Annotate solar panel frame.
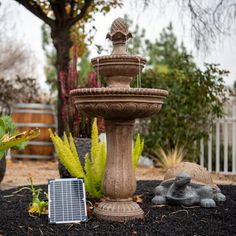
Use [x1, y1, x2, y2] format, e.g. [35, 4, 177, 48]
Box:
[48, 178, 87, 224]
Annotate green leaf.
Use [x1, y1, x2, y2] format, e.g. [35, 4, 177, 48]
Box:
[0, 126, 4, 140]
[13, 141, 28, 150]
[0, 150, 5, 160]
[1, 116, 16, 136]
[132, 134, 144, 170]
[49, 130, 84, 178]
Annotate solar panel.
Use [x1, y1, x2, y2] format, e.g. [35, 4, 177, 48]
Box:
[48, 178, 87, 224]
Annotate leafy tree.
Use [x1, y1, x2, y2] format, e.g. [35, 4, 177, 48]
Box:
[146, 23, 185, 69]
[41, 20, 101, 138]
[14, 0, 122, 136]
[41, 23, 57, 93]
[41, 23, 93, 92]
[135, 23, 228, 161]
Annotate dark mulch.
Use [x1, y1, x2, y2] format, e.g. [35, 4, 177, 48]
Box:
[0, 181, 235, 236]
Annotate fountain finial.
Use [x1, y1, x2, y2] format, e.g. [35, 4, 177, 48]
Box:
[106, 17, 132, 41]
[106, 18, 132, 55]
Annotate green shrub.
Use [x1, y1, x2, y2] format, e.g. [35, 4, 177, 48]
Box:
[129, 23, 228, 161]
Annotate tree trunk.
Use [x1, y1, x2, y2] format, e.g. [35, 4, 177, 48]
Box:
[51, 27, 73, 137]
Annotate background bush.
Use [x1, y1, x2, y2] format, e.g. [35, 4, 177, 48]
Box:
[129, 21, 228, 162]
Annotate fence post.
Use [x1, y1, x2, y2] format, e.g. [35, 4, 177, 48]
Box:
[224, 119, 228, 173]
[208, 133, 212, 172]
[216, 122, 220, 172]
[200, 139, 204, 167]
[233, 106, 236, 174]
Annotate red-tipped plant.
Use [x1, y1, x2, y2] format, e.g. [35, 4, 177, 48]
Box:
[60, 45, 104, 137]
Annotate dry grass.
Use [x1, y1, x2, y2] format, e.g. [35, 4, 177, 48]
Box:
[0, 159, 235, 190]
[157, 146, 185, 170]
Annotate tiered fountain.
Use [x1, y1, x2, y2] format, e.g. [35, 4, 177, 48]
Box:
[71, 18, 168, 221]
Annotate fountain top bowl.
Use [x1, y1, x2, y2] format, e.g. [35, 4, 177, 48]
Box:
[91, 17, 147, 87]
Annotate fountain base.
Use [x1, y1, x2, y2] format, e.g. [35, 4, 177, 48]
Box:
[94, 199, 144, 222]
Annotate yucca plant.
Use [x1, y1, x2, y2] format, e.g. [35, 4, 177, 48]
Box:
[157, 146, 185, 170]
[49, 118, 144, 199]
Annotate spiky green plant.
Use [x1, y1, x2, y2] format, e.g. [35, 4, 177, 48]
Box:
[50, 118, 144, 199]
[132, 134, 144, 170]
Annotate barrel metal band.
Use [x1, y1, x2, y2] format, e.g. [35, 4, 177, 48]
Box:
[16, 123, 57, 128]
[11, 154, 54, 159]
[27, 141, 54, 146]
[14, 103, 53, 109]
[13, 109, 55, 115]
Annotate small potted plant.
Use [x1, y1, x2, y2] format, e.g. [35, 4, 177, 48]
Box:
[0, 116, 40, 183]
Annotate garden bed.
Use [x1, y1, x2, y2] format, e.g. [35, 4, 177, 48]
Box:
[0, 181, 235, 236]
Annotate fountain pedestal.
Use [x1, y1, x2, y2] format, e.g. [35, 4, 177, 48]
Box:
[94, 120, 143, 221]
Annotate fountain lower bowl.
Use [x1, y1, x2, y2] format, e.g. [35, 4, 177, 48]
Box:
[70, 88, 168, 120]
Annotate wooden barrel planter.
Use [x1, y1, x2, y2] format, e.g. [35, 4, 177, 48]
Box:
[11, 103, 56, 160]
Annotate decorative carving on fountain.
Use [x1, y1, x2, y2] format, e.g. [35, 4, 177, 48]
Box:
[70, 87, 167, 119]
[70, 17, 168, 222]
[71, 87, 168, 96]
[75, 102, 162, 120]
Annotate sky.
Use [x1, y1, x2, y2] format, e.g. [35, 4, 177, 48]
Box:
[2, 0, 236, 90]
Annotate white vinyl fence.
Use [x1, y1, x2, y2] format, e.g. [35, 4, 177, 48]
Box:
[200, 106, 236, 174]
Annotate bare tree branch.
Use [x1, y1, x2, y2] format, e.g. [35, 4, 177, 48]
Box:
[69, 1, 76, 18]
[14, 0, 54, 27]
[184, 0, 236, 50]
